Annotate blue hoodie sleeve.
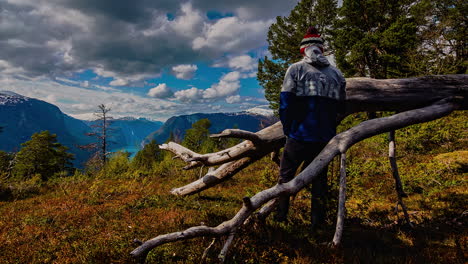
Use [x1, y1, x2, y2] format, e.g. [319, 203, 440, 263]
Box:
[280, 66, 297, 136]
[280, 92, 296, 136]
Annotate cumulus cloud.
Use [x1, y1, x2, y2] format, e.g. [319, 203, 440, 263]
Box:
[0, 0, 298, 82]
[226, 95, 241, 103]
[170, 71, 241, 103]
[170, 3, 204, 38]
[172, 64, 198, 80]
[109, 78, 128, 86]
[214, 55, 257, 72]
[228, 55, 256, 71]
[174, 87, 204, 103]
[203, 71, 240, 99]
[0, 76, 180, 121]
[0, 1, 301, 118]
[193, 17, 272, 54]
[147, 83, 173, 98]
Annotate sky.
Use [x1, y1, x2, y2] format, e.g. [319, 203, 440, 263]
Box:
[0, 0, 301, 121]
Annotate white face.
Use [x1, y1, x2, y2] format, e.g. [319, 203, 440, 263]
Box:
[304, 46, 323, 60]
[304, 46, 329, 67]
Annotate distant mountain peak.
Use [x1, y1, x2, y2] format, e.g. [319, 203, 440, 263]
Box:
[0, 91, 29, 105]
[244, 105, 274, 116]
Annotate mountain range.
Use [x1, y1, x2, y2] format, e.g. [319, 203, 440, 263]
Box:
[0, 91, 162, 166]
[143, 110, 277, 145]
[0, 91, 276, 166]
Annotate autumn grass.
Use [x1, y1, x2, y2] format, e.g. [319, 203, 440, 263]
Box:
[0, 112, 467, 263]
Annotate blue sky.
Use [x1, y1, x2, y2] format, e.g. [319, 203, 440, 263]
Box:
[0, 0, 300, 121]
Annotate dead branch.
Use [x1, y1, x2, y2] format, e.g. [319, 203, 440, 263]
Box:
[332, 153, 347, 246]
[131, 97, 460, 262]
[168, 122, 286, 196]
[388, 130, 413, 227]
[211, 129, 261, 143]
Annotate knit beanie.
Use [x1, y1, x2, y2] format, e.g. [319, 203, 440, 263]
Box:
[300, 26, 324, 54]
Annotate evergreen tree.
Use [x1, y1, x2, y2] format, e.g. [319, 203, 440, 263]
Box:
[332, 0, 421, 79]
[406, 0, 467, 75]
[132, 140, 162, 170]
[182, 119, 215, 153]
[12, 131, 74, 181]
[0, 151, 12, 174]
[257, 0, 338, 114]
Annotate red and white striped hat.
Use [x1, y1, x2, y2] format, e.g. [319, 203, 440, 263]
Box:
[300, 26, 324, 54]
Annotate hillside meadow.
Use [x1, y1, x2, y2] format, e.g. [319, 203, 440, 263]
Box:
[0, 112, 466, 263]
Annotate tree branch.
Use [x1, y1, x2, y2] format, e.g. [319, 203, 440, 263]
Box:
[132, 98, 459, 261]
[332, 153, 347, 246]
[388, 131, 413, 227]
[211, 129, 261, 143]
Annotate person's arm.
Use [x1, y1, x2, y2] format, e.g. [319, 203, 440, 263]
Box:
[279, 66, 297, 136]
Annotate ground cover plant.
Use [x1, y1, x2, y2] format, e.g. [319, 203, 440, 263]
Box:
[0, 112, 466, 263]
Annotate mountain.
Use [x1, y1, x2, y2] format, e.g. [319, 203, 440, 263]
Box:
[0, 90, 273, 165]
[143, 109, 278, 145]
[0, 91, 93, 166]
[0, 91, 163, 165]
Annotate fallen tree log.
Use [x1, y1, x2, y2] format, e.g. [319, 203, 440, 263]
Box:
[131, 74, 467, 262]
[164, 75, 467, 196]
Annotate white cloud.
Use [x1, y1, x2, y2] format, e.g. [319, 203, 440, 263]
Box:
[109, 78, 128, 86]
[170, 3, 204, 38]
[174, 87, 204, 103]
[0, 60, 26, 75]
[226, 95, 241, 104]
[228, 55, 256, 72]
[193, 17, 272, 54]
[171, 64, 198, 80]
[147, 83, 173, 98]
[0, 77, 178, 121]
[203, 71, 240, 99]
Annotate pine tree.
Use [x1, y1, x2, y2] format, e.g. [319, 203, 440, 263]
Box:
[0, 151, 12, 174]
[132, 140, 162, 170]
[182, 119, 215, 153]
[332, 0, 423, 79]
[257, 0, 338, 114]
[12, 131, 74, 181]
[406, 0, 467, 75]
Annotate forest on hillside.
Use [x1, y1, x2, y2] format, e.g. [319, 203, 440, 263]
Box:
[0, 0, 466, 263]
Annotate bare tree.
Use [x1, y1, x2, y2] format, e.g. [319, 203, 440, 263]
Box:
[80, 104, 113, 167]
[131, 75, 467, 262]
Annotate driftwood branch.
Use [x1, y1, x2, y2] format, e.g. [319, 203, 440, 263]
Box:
[132, 97, 460, 261]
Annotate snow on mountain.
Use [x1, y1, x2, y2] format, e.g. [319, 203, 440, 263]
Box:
[0, 91, 29, 105]
[244, 105, 274, 116]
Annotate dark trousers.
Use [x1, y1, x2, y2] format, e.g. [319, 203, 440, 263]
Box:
[277, 137, 328, 225]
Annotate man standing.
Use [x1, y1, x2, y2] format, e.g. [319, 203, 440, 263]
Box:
[276, 27, 346, 229]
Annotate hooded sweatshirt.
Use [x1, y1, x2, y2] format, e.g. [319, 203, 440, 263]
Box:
[280, 56, 346, 142]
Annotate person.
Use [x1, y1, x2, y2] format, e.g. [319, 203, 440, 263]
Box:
[275, 27, 346, 229]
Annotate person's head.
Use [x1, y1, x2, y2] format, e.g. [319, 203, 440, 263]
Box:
[300, 26, 324, 55]
[300, 27, 329, 67]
